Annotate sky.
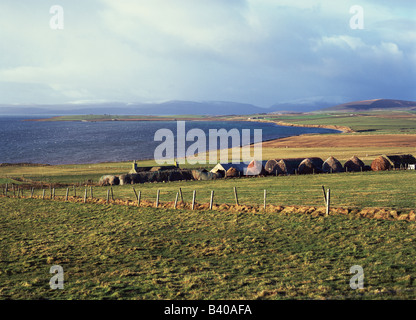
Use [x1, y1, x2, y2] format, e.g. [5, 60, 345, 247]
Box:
[0, 0, 415, 108]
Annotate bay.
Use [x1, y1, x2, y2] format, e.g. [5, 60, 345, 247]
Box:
[0, 116, 339, 165]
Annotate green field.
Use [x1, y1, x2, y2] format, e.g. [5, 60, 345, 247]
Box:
[262, 111, 416, 134]
[4, 170, 415, 210]
[1, 169, 416, 299]
[1, 196, 416, 300]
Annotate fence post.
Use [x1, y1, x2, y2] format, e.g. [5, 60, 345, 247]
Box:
[84, 188, 87, 203]
[174, 192, 179, 209]
[73, 185, 76, 197]
[110, 187, 114, 201]
[133, 187, 138, 202]
[155, 189, 160, 208]
[192, 190, 196, 210]
[264, 189, 267, 210]
[209, 190, 214, 210]
[322, 185, 327, 204]
[106, 189, 110, 204]
[233, 187, 239, 206]
[137, 191, 141, 207]
[42, 189, 45, 200]
[179, 188, 184, 203]
[326, 188, 331, 216]
[30, 187, 34, 198]
[65, 188, 69, 201]
[90, 186, 93, 199]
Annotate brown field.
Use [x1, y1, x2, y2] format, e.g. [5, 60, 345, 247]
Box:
[262, 134, 416, 149]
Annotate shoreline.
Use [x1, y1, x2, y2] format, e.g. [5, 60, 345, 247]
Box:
[246, 118, 354, 133]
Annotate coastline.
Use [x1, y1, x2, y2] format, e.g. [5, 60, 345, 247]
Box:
[245, 118, 354, 134]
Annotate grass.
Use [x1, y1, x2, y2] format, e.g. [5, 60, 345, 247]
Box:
[1, 196, 416, 299]
[5, 170, 416, 211]
[262, 111, 416, 134]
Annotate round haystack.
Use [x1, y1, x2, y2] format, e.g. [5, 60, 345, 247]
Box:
[98, 175, 111, 186]
[322, 156, 343, 173]
[191, 170, 202, 180]
[246, 160, 266, 176]
[371, 156, 392, 171]
[265, 159, 280, 174]
[298, 158, 315, 175]
[226, 167, 239, 178]
[344, 156, 364, 172]
[119, 174, 132, 185]
[279, 158, 304, 175]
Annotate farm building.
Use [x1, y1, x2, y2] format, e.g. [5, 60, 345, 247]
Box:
[322, 156, 343, 173]
[210, 163, 247, 177]
[384, 154, 416, 169]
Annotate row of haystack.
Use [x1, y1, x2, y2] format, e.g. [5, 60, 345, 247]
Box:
[99, 169, 194, 186]
[265, 155, 373, 175]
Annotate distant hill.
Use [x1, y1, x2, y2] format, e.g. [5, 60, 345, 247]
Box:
[0, 101, 267, 116]
[1, 98, 415, 116]
[322, 99, 416, 112]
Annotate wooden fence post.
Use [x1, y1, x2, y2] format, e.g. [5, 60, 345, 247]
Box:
[90, 186, 93, 199]
[174, 192, 178, 209]
[110, 187, 114, 201]
[326, 188, 331, 216]
[30, 187, 34, 198]
[132, 187, 138, 202]
[233, 187, 239, 206]
[42, 189, 45, 200]
[192, 190, 196, 210]
[73, 186, 76, 197]
[179, 188, 184, 203]
[264, 189, 267, 210]
[65, 188, 69, 201]
[322, 186, 327, 205]
[155, 189, 160, 208]
[106, 189, 110, 204]
[209, 190, 214, 210]
[137, 191, 141, 207]
[84, 188, 87, 203]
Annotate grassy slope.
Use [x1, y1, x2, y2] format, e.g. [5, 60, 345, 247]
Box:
[1, 197, 416, 300]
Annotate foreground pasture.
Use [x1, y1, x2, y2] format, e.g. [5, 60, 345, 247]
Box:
[1, 196, 416, 300]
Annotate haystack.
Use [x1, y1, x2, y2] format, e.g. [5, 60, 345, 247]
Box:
[264, 159, 281, 175]
[298, 158, 321, 175]
[119, 174, 133, 185]
[226, 167, 239, 178]
[344, 156, 364, 172]
[278, 158, 305, 175]
[371, 156, 392, 171]
[245, 160, 266, 176]
[322, 156, 343, 173]
[98, 175, 120, 186]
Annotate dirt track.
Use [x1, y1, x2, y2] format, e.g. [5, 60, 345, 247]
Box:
[262, 134, 416, 149]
